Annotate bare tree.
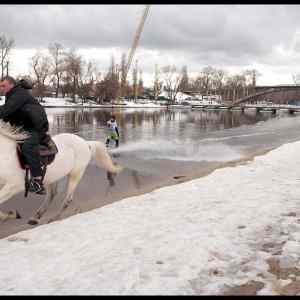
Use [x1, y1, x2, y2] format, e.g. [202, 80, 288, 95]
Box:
[77, 60, 88, 103]
[190, 76, 205, 94]
[245, 69, 261, 88]
[178, 65, 189, 92]
[190, 66, 214, 95]
[201, 66, 215, 95]
[95, 79, 107, 104]
[243, 69, 260, 96]
[77, 60, 98, 103]
[224, 73, 246, 101]
[48, 42, 65, 98]
[30, 51, 52, 101]
[63, 49, 83, 102]
[120, 53, 128, 98]
[105, 54, 120, 103]
[162, 65, 182, 103]
[212, 69, 226, 97]
[93, 54, 120, 103]
[0, 34, 14, 80]
[153, 64, 163, 100]
[138, 69, 144, 98]
[132, 60, 138, 101]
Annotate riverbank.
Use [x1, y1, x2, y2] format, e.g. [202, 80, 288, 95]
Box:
[0, 145, 272, 240]
[0, 96, 167, 108]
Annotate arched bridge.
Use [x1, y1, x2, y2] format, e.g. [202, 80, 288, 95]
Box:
[192, 85, 300, 114]
[229, 85, 300, 108]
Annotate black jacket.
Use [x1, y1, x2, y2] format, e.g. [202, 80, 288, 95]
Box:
[0, 80, 49, 133]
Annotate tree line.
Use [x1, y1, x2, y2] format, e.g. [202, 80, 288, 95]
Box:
[1, 33, 264, 103]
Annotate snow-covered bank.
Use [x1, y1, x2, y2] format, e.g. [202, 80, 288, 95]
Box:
[0, 96, 224, 108]
[1, 141, 300, 295]
[0, 97, 165, 108]
[40, 97, 165, 108]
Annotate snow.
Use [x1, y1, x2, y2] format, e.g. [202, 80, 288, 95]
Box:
[0, 96, 165, 108]
[1, 140, 300, 294]
[158, 91, 222, 105]
[159, 91, 192, 102]
[121, 100, 163, 108]
[0, 96, 224, 108]
[41, 97, 164, 108]
[41, 97, 79, 107]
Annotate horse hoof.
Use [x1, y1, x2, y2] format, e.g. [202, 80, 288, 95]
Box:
[28, 218, 39, 226]
[15, 210, 21, 219]
[74, 207, 82, 214]
[8, 210, 21, 219]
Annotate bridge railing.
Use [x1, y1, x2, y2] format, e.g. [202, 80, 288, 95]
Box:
[227, 88, 275, 109]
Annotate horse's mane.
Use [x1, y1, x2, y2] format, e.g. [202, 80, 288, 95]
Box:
[0, 120, 29, 141]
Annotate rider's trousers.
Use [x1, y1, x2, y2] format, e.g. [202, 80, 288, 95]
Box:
[22, 131, 44, 178]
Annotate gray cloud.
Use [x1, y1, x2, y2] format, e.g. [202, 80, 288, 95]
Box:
[1, 4, 300, 83]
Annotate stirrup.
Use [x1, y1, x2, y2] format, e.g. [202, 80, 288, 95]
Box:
[29, 179, 46, 195]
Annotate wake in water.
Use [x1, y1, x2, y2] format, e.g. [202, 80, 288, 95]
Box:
[110, 138, 243, 162]
[110, 113, 300, 163]
[76, 109, 300, 165]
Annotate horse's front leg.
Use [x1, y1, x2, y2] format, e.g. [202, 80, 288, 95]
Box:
[47, 194, 73, 224]
[28, 182, 58, 225]
[48, 168, 85, 223]
[0, 183, 23, 221]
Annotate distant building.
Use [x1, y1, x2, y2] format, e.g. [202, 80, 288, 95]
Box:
[181, 90, 222, 103]
[158, 90, 222, 103]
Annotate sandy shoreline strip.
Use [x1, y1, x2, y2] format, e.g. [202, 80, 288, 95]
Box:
[0, 147, 274, 240]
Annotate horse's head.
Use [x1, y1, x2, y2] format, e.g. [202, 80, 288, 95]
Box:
[0, 120, 29, 143]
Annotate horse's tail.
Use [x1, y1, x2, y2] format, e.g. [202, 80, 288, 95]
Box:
[88, 141, 122, 174]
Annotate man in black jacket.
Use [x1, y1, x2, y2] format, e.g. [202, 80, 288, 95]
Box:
[0, 76, 49, 195]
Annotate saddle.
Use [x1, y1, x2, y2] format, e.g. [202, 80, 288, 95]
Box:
[16, 134, 58, 198]
[16, 134, 58, 170]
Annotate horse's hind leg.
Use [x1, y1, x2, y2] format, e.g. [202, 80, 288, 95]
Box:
[48, 168, 86, 223]
[28, 182, 58, 225]
[0, 183, 23, 221]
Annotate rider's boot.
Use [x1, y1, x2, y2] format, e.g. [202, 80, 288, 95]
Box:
[29, 177, 46, 195]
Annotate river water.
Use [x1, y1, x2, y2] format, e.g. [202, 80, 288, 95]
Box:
[1, 107, 300, 238]
[48, 107, 300, 163]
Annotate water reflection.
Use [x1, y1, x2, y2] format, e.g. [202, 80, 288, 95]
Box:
[45, 107, 285, 163]
[47, 107, 273, 143]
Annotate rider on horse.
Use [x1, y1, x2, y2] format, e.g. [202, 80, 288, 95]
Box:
[0, 76, 49, 195]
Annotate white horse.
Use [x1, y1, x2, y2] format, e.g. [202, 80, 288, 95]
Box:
[0, 120, 122, 224]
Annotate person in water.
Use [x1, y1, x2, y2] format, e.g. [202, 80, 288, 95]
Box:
[105, 115, 119, 148]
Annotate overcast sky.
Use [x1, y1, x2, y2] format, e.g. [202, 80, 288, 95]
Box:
[1, 4, 300, 86]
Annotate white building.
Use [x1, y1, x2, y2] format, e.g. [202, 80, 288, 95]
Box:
[158, 91, 222, 105]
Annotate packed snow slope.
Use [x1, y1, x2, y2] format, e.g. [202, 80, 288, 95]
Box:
[1, 140, 300, 295]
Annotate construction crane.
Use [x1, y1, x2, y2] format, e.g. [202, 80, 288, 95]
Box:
[125, 5, 150, 83]
[115, 5, 150, 104]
